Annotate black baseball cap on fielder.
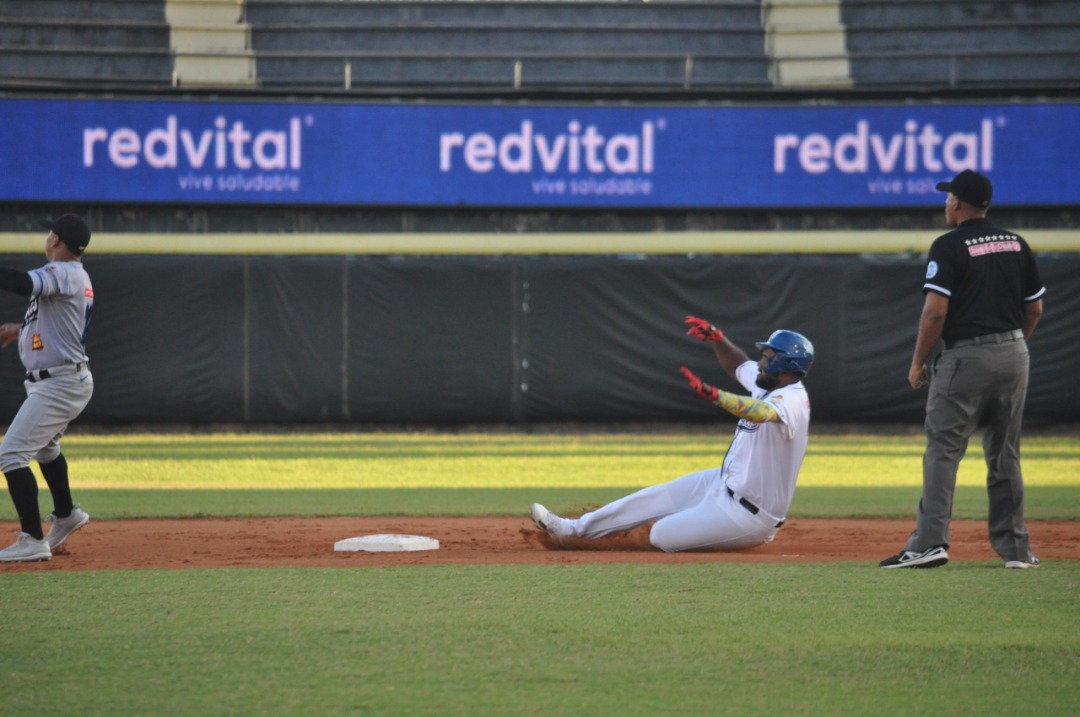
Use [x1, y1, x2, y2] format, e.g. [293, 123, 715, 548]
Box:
[936, 169, 993, 209]
[40, 214, 91, 255]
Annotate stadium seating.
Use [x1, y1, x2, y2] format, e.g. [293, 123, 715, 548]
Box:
[841, 0, 1080, 88]
[0, 0, 172, 88]
[0, 0, 1077, 93]
[245, 1, 771, 90]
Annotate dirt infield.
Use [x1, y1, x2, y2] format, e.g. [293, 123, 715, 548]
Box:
[1, 517, 1077, 572]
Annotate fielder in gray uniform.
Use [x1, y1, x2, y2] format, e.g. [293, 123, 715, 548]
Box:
[0, 214, 94, 563]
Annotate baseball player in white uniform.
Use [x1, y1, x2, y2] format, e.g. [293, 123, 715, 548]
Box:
[531, 317, 813, 552]
[0, 214, 94, 563]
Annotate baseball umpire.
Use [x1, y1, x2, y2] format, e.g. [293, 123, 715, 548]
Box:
[880, 170, 1045, 570]
[0, 214, 94, 563]
[531, 317, 813, 552]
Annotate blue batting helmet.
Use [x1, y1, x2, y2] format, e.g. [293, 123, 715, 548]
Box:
[754, 330, 814, 377]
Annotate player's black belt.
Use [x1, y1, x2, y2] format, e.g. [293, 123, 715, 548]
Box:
[945, 329, 1023, 350]
[727, 487, 784, 528]
[26, 361, 87, 382]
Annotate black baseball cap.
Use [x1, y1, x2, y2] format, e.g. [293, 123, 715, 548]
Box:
[936, 170, 992, 209]
[39, 214, 91, 255]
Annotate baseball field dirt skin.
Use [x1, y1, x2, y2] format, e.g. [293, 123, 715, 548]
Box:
[0, 517, 1077, 571]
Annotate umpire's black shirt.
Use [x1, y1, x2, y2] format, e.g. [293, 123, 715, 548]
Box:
[922, 217, 1046, 342]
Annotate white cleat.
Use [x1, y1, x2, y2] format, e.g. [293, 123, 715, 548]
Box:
[1004, 556, 1041, 569]
[45, 505, 91, 550]
[530, 503, 572, 538]
[0, 532, 52, 563]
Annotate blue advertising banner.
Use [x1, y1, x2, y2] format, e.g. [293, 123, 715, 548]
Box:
[1, 98, 1077, 208]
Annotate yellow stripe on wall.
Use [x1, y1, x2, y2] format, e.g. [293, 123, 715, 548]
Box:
[1, 230, 1077, 255]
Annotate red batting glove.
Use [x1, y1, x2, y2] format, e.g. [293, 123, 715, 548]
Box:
[685, 316, 724, 343]
[680, 366, 719, 403]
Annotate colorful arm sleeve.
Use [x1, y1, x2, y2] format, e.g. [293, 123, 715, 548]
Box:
[713, 389, 781, 423]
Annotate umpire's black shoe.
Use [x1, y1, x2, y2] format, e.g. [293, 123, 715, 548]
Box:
[879, 546, 949, 569]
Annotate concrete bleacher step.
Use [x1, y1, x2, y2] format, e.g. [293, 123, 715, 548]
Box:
[172, 53, 256, 85]
[165, 0, 255, 87]
[165, 0, 244, 26]
[169, 26, 249, 54]
[763, 0, 852, 88]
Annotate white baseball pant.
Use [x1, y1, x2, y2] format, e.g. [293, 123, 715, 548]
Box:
[566, 467, 780, 552]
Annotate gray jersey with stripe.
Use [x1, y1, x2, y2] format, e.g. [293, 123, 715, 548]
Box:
[19, 261, 93, 372]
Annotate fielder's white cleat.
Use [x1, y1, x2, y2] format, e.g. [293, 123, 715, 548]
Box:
[1004, 556, 1041, 569]
[530, 503, 572, 538]
[0, 532, 52, 563]
[45, 504, 90, 550]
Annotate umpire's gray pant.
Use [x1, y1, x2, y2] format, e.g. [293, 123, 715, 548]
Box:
[905, 337, 1035, 562]
[0, 370, 93, 473]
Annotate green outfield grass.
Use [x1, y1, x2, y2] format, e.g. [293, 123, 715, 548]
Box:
[3, 432, 1077, 520]
[2, 563, 1077, 716]
[2, 431, 1078, 716]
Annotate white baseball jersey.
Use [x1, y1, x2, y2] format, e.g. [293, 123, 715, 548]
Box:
[720, 360, 811, 520]
[19, 261, 93, 372]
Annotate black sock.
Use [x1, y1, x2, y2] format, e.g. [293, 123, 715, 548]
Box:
[39, 454, 73, 518]
[4, 467, 43, 539]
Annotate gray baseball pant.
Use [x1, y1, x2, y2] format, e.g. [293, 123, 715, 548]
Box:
[0, 371, 93, 473]
[905, 338, 1035, 562]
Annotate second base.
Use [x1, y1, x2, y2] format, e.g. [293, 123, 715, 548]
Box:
[334, 534, 440, 553]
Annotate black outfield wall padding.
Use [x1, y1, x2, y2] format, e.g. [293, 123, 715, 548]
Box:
[0, 253, 1074, 427]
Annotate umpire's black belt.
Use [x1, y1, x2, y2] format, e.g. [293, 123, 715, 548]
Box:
[945, 329, 1023, 350]
[26, 361, 87, 382]
[727, 487, 784, 528]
